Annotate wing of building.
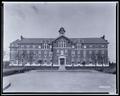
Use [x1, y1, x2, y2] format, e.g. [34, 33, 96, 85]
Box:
[9, 27, 109, 69]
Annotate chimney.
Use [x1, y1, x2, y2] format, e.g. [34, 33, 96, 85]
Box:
[101, 35, 105, 39]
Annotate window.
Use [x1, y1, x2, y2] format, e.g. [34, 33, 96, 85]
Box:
[72, 45, 75, 48]
[30, 45, 33, 48]
[72, 54, 75, 57]
[83, 45, 86, 48]
[11, 44, 14, 47]
[45, 44, 48, 49]
[64, 42, 66, 47]
[102, 50, 104, 54]
[39, 51, 41, 54]
[77, 44, 81, 48]
[60, 50, 64, 55]
[33, 51, 36, 55]
[65, 49, 67, 53]
[44, 60, 47, 63]
[50, 45, 52, 48]
[38, 45, 41, 48]
[77, 58, 80, 62]
[44, 50, 47, 55]
[21, 45, 24, 48]
[33, 45, 35, 48]
[27, 50, 29, 54]
[72, 50, 75, 54]
[78, 50, 80, 54]
[89, 45, 92, 48]
[27, 45, 30, 48]
[47, 45, 49, 49]
[57, 50, 59, 53]
[71, 58, 74, 62]
[101, 45, 104, 47]
[44, 53, 47, 57]
[89, 50, 92, 54]
[35, 50, 38, 54]
[44, 43, 46, 49]
[78, 55, 80, 58]
[95, 50, 98, 54]
[49, 52, 52, 57]
[24, 45, 27, 48]
[35, 45, 38, 48]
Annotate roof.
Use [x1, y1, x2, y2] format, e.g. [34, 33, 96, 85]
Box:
[17, 38, 54, 44]
[11, 36, 109, 44]
[70, 38, 109, 44]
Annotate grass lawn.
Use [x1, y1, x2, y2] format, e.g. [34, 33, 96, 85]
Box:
[3, 70, 116, 94]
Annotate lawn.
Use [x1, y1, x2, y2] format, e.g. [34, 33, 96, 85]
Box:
[3, 70, 116, 94]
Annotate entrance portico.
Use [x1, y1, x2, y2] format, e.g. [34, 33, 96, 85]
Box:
[58, 55, 66, 70]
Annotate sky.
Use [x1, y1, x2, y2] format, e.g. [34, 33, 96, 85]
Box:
[3, 2, 117, 62]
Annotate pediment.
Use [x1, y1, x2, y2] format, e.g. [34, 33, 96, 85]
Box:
[53, 35, 73, 44]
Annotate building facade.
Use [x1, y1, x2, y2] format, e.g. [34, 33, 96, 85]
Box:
[9, 27, 109, 68]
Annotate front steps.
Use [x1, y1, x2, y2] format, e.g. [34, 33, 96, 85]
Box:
[59, 65, 66, 71]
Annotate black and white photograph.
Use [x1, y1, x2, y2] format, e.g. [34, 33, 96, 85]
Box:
[2, 1, 118, 95]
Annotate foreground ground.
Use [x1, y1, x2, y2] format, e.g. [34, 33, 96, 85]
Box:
[3, 70, 116, 94]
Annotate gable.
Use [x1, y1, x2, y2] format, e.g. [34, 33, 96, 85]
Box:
[53, 35, 73, 44]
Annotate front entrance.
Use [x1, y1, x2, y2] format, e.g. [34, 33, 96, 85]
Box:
[59, 57, 66, 71]
[60, 58, 65, 65]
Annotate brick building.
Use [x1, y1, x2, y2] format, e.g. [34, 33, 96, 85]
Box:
[9, 27, 109, 68]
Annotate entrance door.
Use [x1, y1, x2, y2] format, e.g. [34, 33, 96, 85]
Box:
[60, 58, 65, 65]
[59, 58, 65, 70]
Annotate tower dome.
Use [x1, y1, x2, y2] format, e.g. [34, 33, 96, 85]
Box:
[59, 27, 65, 36]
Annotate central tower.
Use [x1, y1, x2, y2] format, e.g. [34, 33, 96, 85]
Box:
[59, 27, 65, 36]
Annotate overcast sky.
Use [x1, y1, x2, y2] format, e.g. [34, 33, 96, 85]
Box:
[3, 2, 117, 62]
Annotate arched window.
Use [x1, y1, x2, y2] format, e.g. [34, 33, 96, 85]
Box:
[60, 50, 64, 55]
